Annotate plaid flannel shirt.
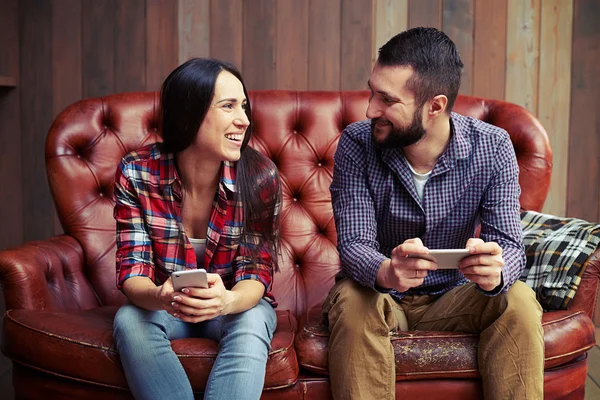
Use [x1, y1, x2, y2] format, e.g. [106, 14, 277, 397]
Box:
[114, 144, 278, 306]
[331, 114, 526, 300]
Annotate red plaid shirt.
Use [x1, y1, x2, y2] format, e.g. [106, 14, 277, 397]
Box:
[114, 144, 278, 306]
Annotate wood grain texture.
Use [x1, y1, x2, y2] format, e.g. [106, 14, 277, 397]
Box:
[443, 0, 474, 96]
[308, 0, 341, 90]
[568, 0, 600, 222]
[52, 0, 83, 236]
[276, 0, 309, 90]
[0, 0, 22, 250]
[115, 0, 146, 92]
[242, 0, 276, 90]
[408, 0, 442, 29]
[52, 0, 82, 119]
[209, 0, 243, 69]
[340, 0, 374, 90]
[0, 76, 17, 87]
[374, 0, 408, 65]
[146, 0, 179, 91]
[82, 0, 116, 98]
[506, 0, 540, 114]
[178, 0, 209, 64]
[538, 0, 572, 218]
[473, 0, 507, 100]
[19, 0, 55, 242]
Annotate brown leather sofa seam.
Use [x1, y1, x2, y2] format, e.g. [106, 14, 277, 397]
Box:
[6, 310, 293, 358]
[541, 311, 584, 326]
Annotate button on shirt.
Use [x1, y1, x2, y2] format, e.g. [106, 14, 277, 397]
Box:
[113, 144, 279, 306]
[330, 113, 525, 299]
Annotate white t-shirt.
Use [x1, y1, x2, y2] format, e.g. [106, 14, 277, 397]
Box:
[189, 238, 207, 268]
[406, 162, 432, 201]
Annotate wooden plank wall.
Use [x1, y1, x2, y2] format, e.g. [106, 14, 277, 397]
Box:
[11, 0, 179, 244]
[3, 0, 600, 319]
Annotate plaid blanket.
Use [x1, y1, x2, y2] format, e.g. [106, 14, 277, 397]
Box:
[519, 210, 600, 311]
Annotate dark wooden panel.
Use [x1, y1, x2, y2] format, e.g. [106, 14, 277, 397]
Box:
[276, 0, 309, 89]
[210, 0, 243, 69]
[567, 0, 600, 223]
[52, 0, 82, 236]
[19, 0, 55, 242]
[472, 0, 506, 100]
[52, 0, 82, 117]
[82, 0, 116, 98]
[308, 0, 341, 90]
[242, 0, 276, 89]
[146, 0, 178, 91]
[115, 0, 146, 92]
[408, 0, 442, 28]
[443, 0, 474, 96]
[340, 0, 373, 90]
[0, 0, 22, 250]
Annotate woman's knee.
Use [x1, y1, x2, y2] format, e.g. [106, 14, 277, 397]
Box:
[113, 304, 168, 341]
[224, 299, 277, 342]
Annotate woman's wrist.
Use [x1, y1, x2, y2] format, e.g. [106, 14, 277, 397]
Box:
[222, 290, 238, 315]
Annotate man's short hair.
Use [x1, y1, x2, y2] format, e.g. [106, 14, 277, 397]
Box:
[378, 27, 464, 113]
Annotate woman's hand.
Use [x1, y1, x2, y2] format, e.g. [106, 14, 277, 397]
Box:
[170, 273, 236, 323]
[156, 277, 179, 314]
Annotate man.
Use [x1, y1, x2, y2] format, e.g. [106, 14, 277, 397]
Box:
[324, 27, 543, 399]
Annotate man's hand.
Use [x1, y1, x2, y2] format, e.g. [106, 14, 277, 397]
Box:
[376, 238, 437, 292]
[459, 238, 504, 291]
[170, 273, 235, 323]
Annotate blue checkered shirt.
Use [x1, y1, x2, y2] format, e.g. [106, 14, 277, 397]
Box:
[330, 113, 525, 299]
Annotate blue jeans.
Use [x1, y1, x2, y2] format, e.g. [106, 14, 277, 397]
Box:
[113, 298, 277, 400]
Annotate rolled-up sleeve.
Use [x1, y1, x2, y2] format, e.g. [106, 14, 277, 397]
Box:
[114, 160, 155, 289]
[479, 136, 526, 295]
[234, 165, 281, 292]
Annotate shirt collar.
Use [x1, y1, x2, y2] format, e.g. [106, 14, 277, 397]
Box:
[445, 112, 472, 161]
[158, 145, 237, 197]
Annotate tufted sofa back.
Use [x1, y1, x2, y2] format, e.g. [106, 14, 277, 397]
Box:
[46, 91, 552, 321]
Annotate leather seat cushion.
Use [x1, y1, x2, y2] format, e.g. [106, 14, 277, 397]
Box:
[2, 307, 299, 390]
[296, 307, 596, 380]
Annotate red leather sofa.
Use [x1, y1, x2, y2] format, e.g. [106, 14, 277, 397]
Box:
[0, 91, 597, 399]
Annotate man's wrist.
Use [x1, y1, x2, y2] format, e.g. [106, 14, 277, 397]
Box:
[375, 259, 391, 289]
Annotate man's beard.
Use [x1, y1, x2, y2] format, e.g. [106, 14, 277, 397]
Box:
[371, 107, 426, 149]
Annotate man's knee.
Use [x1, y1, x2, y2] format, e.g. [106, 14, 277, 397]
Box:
[488, 281, 543, 339]
[324, 279, 395, 336]
[505, 280, 543, 320]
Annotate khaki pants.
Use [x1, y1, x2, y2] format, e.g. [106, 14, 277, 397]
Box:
[323, 279, 544, 400]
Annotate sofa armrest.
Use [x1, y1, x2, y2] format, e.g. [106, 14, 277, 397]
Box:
[0, 235, 99, 311]
[568, 248, 600, 319]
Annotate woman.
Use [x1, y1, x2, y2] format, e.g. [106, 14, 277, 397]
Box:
[112, 58, 281, 400]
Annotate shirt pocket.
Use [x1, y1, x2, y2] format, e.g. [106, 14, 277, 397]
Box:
[146, 212, 180, 243]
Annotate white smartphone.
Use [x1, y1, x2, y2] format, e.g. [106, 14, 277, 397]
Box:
[410, 249, 471, 269]
[171, 269, 209, 291]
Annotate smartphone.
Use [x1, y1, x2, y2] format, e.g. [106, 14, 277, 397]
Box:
[410, 249, 471, 269]
[171, 269, 209, 291]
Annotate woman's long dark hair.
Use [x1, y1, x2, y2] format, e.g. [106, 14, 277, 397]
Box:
[159, 58, 281, 269]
